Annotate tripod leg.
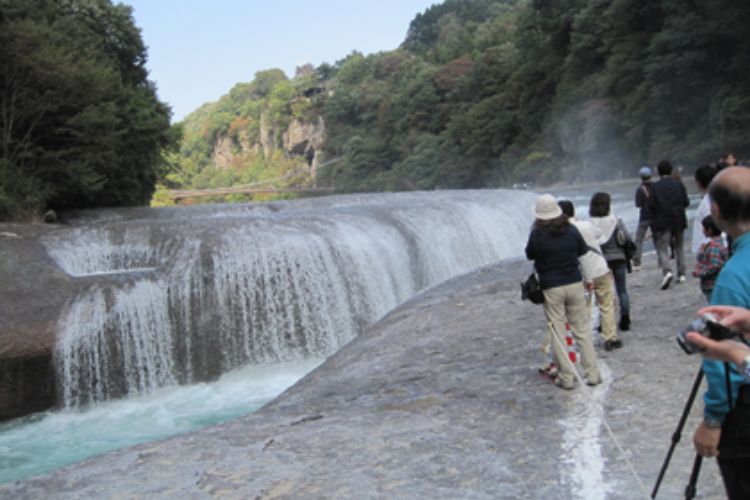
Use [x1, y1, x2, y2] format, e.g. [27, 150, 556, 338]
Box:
[684, 454, 702, 499]
[651, 369, 704, 498]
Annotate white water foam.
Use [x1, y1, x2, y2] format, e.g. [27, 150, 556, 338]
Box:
[0, 359, 321, 485]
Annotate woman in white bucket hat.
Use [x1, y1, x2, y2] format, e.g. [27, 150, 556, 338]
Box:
[525, 194, 602, 389]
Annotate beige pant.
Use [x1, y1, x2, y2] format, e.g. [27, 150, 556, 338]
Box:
[591, 273, 618, 342]
[543, 282, 601, 386]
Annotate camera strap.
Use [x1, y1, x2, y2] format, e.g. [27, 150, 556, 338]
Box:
[726, 362, 734, 411]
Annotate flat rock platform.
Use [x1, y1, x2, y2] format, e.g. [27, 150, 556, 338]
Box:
[0, 253, 727, 499]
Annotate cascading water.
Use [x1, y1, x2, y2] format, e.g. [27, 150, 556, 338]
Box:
[55, 282, 177, 406]
[44, 190, 537, 408]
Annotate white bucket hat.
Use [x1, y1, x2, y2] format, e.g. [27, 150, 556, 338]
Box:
[532, 194, 562, 220]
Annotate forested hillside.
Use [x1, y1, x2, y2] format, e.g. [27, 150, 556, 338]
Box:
[0, 0, 174, 220]
[174, 0, 750, 197]
[5, 0, 749, 216]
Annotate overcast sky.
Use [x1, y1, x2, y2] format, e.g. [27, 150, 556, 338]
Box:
[126, 0, 437, 122]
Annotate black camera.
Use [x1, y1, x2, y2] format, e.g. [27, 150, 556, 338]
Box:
[676, 313, 736, 354]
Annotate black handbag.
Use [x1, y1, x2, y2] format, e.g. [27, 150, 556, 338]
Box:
[521, 272, 544, 304]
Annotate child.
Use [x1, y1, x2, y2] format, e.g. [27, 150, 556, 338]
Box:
[692, 215, 728, 301]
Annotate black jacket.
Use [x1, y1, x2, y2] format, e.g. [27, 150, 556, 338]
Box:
[525, 224, 586, 289]
[635, 181, 654, 222]
[648, 176, 689, 231]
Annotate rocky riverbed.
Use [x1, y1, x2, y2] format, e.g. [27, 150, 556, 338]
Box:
[0, 250, 728, 499]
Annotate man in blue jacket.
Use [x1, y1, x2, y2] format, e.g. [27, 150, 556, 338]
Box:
[692, 166, 750, 499]
[648, 160, 690, 289]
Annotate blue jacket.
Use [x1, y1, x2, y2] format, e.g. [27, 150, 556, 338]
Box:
[703, 231, 750, 422]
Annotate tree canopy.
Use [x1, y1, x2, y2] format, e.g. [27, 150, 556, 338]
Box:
[0, 0, 175, 219]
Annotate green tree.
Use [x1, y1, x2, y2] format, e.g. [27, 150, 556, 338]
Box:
[0, 0, 173, 218]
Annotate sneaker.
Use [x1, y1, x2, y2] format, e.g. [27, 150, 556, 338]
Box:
[555, 378, 575, 390]
[587, 376, 603, 386]
[661, 271, 673, 290]
[678, 274, 686, 283]
[632, 264, 642, 272]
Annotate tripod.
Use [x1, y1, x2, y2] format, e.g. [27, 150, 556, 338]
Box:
[651, 368, 704, 499]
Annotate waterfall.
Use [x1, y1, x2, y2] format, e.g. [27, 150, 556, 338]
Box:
[44, 190, 537, 407]
[55, 282, 177, 407]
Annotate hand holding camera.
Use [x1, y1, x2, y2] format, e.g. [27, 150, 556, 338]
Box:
[678, 306, 750, 366]
[676, 313, 737, 355]
[698, 305, 750, 335]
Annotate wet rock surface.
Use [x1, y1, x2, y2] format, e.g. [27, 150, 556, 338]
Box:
[0, 223, 72, 359]
[0, 252, 727, 499]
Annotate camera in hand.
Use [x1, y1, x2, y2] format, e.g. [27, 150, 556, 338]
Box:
[676, 313, 736, 354]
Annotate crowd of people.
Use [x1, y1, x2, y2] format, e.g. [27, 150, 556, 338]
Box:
[524, 159, 750, 498]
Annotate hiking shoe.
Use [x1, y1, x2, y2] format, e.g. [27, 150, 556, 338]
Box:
[555, 378, 575, 390]
[661, 271, 673, 290]
[605, 338, 623, 351]
[678, 274, 686, 283]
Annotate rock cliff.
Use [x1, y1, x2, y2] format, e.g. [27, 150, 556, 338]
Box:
[210, 107, 326, 179]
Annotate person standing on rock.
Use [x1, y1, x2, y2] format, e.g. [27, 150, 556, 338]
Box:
[588, 192, 634, 332]
[558, 200, 622, 351]
[691, 167, 750, 499]
[648, 160, 690, 289]
[525, 194, 602, 390]
[633, 166, 654, 271]
[692, 215, 728, 302]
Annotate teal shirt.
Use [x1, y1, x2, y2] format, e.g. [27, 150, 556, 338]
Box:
[703, 231, 750, 422]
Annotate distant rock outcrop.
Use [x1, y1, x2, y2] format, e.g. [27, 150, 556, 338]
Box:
[282, 116, 327, 177]
[208, 91, 327, 180]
